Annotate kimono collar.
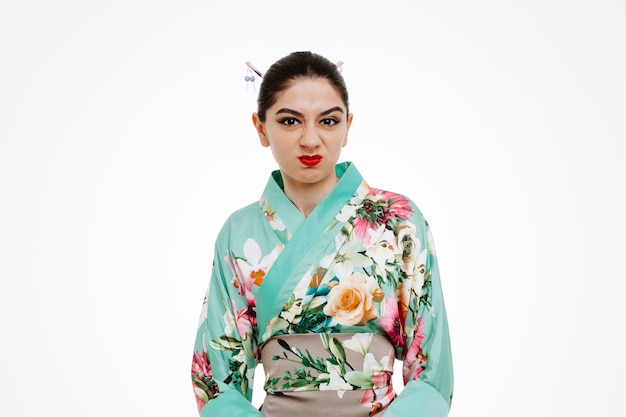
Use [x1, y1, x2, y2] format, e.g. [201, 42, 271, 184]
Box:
[256, 161, 364, 332]
[261, 161, 363, 235]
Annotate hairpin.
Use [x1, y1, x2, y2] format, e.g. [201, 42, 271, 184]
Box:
[245, 60, 344, 80]
[245, 61, 263, 78]
[244, 62, 260, 93]
[244, 59, 343, 93]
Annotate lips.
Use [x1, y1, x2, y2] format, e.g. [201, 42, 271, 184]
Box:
[298, 154, 322, 167]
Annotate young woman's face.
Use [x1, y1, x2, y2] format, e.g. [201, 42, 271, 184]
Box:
[252, 77, 352, 193]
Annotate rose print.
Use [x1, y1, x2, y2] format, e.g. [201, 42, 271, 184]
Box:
[396, 222, 422, 276]
[323, 273, 380, 326]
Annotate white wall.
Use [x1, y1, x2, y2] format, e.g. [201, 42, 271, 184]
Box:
[1, 1, 624, 416]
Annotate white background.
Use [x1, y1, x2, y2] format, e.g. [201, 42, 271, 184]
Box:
[1, 1, 625, 416]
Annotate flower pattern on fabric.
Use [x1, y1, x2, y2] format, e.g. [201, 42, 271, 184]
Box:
[261, 196, 285, 229]
[257, 183, 433, 362]
[323, 273, 380, 326]
[321, 236, 372, 280]
[260, 195, 290, 239]
[352, 189, 412, 246]
[209, 305, 257, 395]
[256, 182, 434, 409]
[264, 334, 396, 415]
[192, 164, 451, 416]
[192, 351, 219, 411]
[232, 239, 284, 291]
[379, 297, 405, 347]
[403, 317, 427, 381]
[198, 238, 285, 401]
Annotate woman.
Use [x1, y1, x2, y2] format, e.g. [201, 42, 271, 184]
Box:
[191, 51, 453, 416]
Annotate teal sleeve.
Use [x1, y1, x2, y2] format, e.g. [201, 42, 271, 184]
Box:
[385, 211, 453, 416]
[384, 380, 450, 417]
[200, 390, 262, 417]
[192, 227, 262, 416]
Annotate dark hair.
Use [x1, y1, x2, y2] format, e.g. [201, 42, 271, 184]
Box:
[256, 51, 349, 122]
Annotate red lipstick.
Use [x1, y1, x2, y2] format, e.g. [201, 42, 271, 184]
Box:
[298, 154, 322, 167]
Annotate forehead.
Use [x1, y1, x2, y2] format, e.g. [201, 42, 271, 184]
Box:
[270, 77, 346, 112]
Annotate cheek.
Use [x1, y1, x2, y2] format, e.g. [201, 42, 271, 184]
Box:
[266, 138, 289, 159]
[327, 131, 349, 151]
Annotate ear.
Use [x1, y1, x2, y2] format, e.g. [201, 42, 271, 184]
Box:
[342, 113, 353, 147]
[252, 113, 270, 147]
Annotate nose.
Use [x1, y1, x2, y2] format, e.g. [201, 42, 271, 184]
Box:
[299, 124, 322, 150]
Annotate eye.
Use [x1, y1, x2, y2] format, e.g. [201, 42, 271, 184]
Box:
[280, 117, 299, 126]
[320, 118, 339, 126]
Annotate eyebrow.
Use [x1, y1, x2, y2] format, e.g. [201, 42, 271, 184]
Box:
[274, 106, 345, 118]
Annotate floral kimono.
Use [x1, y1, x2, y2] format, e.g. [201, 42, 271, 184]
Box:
[192, 162, 453, 417]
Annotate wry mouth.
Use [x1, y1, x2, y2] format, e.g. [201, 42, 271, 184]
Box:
[298, 155, 322, 167]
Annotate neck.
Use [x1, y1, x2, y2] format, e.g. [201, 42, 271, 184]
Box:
[283, 176, 338, 218]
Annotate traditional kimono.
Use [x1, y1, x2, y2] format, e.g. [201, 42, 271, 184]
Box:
[192, 162, 453, 416]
